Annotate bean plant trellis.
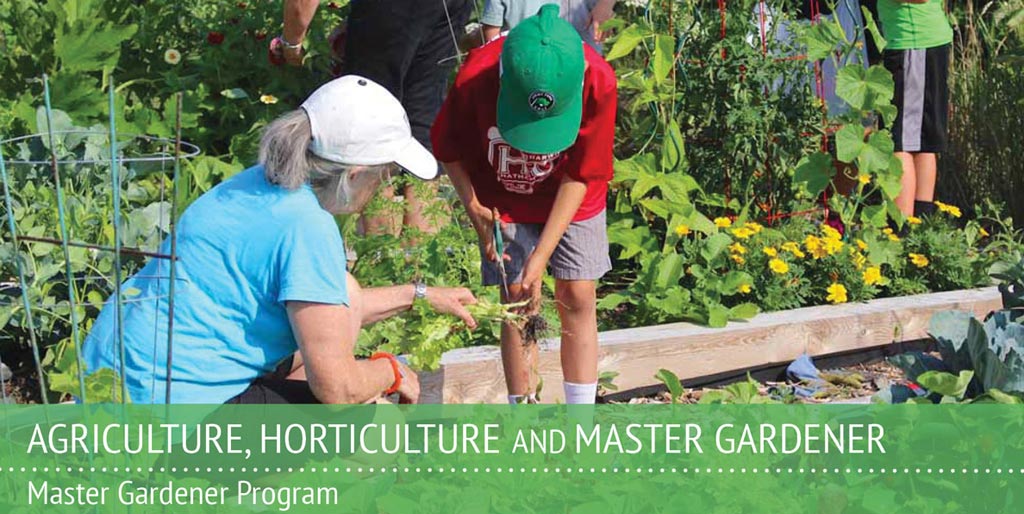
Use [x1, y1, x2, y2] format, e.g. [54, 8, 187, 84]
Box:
[0, 75, 198, 404]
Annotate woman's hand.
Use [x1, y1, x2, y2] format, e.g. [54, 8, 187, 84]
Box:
[395, 360, 420, 404]
[425, 287, 479, 329]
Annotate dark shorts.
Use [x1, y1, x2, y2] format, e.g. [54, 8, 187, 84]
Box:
[343, 0, 473, 151]
[225, 356, 320, 404]
[884, 44, 950, 154]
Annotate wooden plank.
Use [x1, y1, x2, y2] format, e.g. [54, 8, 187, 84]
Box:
[418, 287, 1001, 404]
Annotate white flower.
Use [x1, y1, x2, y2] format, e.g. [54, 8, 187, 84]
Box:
[164, 49, 182, 65]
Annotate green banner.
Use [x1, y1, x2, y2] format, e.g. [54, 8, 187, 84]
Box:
[0, 404, 1021, 513]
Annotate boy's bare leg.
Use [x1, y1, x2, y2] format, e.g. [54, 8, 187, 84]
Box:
[554, 279, 598, 384]
[894, 151, 918, 216]
[500, 283, 538, 397]
[912, 152, 937, 202]
[361, 184, 402, 237]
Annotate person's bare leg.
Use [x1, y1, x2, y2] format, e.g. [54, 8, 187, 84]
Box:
[554, 279, 598, 384]
[913, 152, 937, 202]
[360, 184, 402, 237]
[403, 182, 449, 235]
[894, 151, 918, 216]
[287, 273, 364, 381]
[500, 283, 537, 397]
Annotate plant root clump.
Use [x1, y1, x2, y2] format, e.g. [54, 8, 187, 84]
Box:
[520, 314, 550, 346]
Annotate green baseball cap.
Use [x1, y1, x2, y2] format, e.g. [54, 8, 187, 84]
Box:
[497, 4, 585, 154]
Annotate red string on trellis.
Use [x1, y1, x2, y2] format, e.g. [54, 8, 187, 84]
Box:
[718, 0, 728, 60]
[691, 0, 838, 225]
[758, 1, 768, 57]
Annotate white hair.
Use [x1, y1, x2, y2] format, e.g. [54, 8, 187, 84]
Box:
[258, 109, 389, 213]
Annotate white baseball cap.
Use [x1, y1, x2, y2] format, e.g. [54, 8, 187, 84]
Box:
[300, 75, 437, 180]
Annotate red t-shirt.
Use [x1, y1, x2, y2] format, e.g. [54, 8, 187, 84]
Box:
[431, 37, 617, 224]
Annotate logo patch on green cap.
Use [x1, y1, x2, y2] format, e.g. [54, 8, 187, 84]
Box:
[528, 91, 556, 113]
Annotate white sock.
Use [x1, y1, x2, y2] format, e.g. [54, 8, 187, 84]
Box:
[563, 381, 598, 405]
[508, 394, 537, 405]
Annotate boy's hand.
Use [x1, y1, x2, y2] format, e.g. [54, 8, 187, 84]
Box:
[467, 201, 499, 262]
[517, 253, 546, 313]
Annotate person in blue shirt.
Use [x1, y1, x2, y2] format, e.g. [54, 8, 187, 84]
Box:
[81, 76, 479, 404]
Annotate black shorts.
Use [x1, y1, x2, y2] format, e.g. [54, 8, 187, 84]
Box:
[883, 44, 950, 154]
[225, 356, 320, 404]
[343, 0, 472, 151]
[225, 378, 320, 404]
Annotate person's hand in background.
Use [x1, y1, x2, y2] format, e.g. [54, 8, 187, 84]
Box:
[590, 0, 616, 42]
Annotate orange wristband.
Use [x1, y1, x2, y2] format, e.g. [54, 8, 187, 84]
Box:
[370, 352, 402, 395]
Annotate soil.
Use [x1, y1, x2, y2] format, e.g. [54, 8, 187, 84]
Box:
[607, 358, 906, 405]
[0, 347, 47, 404]
[520, 314, 551, 346]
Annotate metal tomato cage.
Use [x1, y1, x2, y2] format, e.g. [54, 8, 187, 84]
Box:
[0, 75, 199, 404]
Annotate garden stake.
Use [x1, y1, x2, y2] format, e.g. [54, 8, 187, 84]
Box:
[108, 79, 128, 404]
[165, 92, 184, 405]
[492, 207, 510, 301]
[42, 74, 84, 403]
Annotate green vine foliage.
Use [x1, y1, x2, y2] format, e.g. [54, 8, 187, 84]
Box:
[2, 1, 1023, 403]
[792, 5, 906, 229]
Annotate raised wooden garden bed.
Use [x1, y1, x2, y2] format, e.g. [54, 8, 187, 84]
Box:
[419, 287, 1002, 403]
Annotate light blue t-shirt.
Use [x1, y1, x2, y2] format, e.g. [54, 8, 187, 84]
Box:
[81, 165, 349, 404]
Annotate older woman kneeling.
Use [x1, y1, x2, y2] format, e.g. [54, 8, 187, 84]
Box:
[81, 76, 477, 404]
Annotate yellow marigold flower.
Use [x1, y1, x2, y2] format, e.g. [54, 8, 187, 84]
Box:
[853, 252, 867, 270]
[863, 266, 882, 286]
[980, 227, 990, 237]
[934, 201, 962, 218]
[823, 237, 844, 256]
[769, 258, 789, 274]
[826, 283, 848, 304]
[731, 254, 746, 265]
[907, 216, 922, 225]
[260, 94, 279, 105]
[738, 283, 752, 294]
[714, 217, 732, 228]
[804, 235, 828, 259]
[909, 253, 930, 268]
[763, 247, 778, 257]
[856, 239, 868, 251]
[733, 227, 757, 238]
[728, 242, 747, 255]
[674, 224, 691, 236]
[744, 222, 764, 234]
[780, 241, 805, 258]
[882, 227, 900, 242]
[858, 174, 871, 185]
[164, 48, 182, 65]
[821, 225, 842, 241]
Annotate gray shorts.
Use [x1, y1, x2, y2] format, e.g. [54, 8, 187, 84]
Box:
[481, 210, 612, 285]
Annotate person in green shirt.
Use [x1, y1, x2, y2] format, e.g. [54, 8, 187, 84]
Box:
[877, 0, 953, 218]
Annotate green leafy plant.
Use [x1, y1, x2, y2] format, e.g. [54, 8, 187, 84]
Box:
[597, 370, 620, 395]
[699, 374, 778, 404]
[654, 368, 684, 404]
